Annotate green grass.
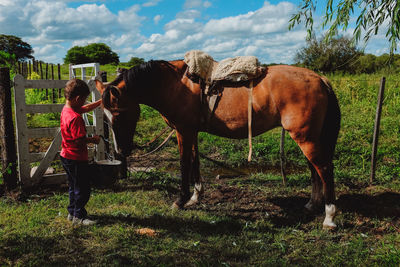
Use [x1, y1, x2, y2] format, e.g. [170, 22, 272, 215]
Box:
[1, 172, 399, 266]
[2, 69, 400, 265]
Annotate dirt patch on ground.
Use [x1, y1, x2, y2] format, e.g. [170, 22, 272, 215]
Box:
[188, 178, 400, 233]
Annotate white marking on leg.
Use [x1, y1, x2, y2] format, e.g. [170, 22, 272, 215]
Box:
[184, 182, 204, 207]
[323, 204, 337, 229]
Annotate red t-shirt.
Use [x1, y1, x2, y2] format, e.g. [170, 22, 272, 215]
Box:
[60, 106, 88, 161]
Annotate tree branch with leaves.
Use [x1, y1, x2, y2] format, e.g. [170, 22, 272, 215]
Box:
[289, 0, 400, 54]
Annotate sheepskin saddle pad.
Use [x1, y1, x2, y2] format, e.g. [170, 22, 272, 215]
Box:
[184, 50, 265, 83]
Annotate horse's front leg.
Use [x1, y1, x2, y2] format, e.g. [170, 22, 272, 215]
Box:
[172, 130, 196, 209]
[184, 136, 204, 207]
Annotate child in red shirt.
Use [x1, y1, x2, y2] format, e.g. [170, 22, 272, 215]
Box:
[60, 78, 102, 225]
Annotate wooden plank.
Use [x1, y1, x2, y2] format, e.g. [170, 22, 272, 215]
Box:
[28, 152, 46, 163]
[27, 127, 60, 138]
[71, 63, 100, 69]
[25, 104, 64, 113]
[27, 126, 95, 138]
[29, 152, 63, 163]
[13, 74, 31, 185]
[31, 128, 62, 182]
[24, 79, 68, 89]
[41, 173, 67, 185]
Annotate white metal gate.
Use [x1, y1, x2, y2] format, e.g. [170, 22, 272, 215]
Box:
[13, 74, 105, 187]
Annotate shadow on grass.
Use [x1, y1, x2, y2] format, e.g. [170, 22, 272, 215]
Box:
[92, 213, 243, 236]
[337, 191, 400, 219]
[0, 233, 100, 265]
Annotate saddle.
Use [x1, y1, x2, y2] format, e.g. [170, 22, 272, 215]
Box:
[184, 50, 266, 161]
[184, 50, 265, 94]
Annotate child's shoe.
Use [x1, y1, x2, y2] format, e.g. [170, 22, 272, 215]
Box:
[72, 217, 96, 226]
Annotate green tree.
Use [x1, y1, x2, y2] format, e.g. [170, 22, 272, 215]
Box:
[128, 57, 145, 67]
[289, 0, 400, 54]
[294, 35, 363, 73]
[64, 43, 119, 65]
[63, 46, 89, 64]
[0, 34, 33, 61]
[355, 54, 377, 73]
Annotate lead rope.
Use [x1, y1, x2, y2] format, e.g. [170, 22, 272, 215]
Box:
[248, 80, 253, 162]
[133, 129, 175, 159]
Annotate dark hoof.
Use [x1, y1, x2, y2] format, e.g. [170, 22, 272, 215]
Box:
[304, 200, 323, 213]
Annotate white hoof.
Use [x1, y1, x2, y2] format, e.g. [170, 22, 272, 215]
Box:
[322, 204, 337, 230]
[184, 198, 198, 208]
[323, 221, 337, 230]
[184, 183, 203, 208]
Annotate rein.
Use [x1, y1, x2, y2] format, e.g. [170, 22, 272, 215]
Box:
[133, 128, 175, 159]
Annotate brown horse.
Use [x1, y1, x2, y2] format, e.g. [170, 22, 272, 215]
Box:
[95, 60, 341, 229]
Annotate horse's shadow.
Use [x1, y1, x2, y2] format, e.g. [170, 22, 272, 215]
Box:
[91, 213, 243, 236]
[192, 191, 400, 229]
[336, 191, 400, 218]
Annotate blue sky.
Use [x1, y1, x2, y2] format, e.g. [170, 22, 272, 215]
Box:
[0, 0, 395, 64]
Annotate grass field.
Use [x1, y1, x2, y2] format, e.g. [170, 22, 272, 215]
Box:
[0, 66, 399, 265]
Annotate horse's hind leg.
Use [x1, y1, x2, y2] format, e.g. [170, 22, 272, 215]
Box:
[185, 137, 204, 207]
[304, 161, 324, 212]
[290, 138, 337, 229]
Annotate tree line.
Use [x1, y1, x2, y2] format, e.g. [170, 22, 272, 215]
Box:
[294, 35, 400, 74]
[1, 33, 399, 74]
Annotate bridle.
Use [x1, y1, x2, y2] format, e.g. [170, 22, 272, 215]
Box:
[102, 85, 130, 113]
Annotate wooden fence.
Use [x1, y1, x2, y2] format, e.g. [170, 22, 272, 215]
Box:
[12, 74, 105, 187]
[17, 60, 63, 103]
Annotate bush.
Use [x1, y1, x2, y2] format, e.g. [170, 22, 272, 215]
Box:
[294, 35, 363, 73]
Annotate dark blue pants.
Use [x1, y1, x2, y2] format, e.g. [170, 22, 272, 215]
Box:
[60, 156, 91, 219]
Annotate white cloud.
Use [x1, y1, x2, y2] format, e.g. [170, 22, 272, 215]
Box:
[0, 0, 146, 63]
[154, 14, 162, 24]
[184, 0, 202, 9]
[142, 0, 161, 7]
[133, 1, 306, 63]
[203, 1, 211, 8]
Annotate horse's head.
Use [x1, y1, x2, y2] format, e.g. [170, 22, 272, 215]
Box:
[95, 78, 140, 157]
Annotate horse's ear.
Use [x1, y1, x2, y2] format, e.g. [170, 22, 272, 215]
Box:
[95, 80, 106, 94]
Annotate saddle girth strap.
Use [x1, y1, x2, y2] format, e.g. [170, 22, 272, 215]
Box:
[248, 80, 253, 162]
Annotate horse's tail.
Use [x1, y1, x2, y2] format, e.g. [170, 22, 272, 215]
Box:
[320, 77, 341, 162]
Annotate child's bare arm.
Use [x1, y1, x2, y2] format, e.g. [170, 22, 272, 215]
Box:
[75, 135, 101, 146]
[79, 99, 102, 113]
[86, 135, 101, 144]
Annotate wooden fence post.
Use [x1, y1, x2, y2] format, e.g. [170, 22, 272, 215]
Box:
[28, 61, 31, 78]
[0, 67, 18, 191]
[39, 62, 43, 79]
[51, 64, 55, 103]
[280, 128, 287, 186]
[45, 63, 49, 99]
[370, 77, 386, 184]
[57, 64, 62, 98]
[32, 59, 36, 73]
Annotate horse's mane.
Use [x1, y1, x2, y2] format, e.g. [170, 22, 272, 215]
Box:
[102, 60, 175, 109]
[123, 60, 175, 90]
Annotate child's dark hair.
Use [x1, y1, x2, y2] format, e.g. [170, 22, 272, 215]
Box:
[64, 79, 90, 100]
